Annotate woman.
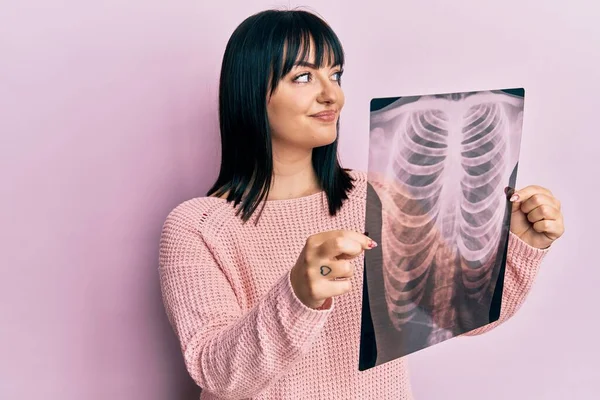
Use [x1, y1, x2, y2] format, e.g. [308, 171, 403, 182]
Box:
[158, 9, 565, 399]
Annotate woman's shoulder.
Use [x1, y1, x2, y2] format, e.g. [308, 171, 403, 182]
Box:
[346, 168, 367, 182]
[161, 195, 236, 239]
[348, 168, 394, 190]
[159, 196, 238, 270]
[346, 168, 368, 191]
[345, 168, 369, 198]
[345, 169, 400, 203]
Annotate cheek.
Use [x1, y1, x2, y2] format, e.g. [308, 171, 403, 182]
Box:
[267, 102, 304, 141]
[337, 87, 346, 109]
[270, 95, 309, 127]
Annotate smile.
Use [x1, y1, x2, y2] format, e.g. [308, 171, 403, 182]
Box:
[310, 111, 337, 123]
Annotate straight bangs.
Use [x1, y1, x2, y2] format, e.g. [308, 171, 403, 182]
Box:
[269, 13, 345, 95]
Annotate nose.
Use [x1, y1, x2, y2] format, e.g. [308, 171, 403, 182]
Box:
[317, 76, 338, 105]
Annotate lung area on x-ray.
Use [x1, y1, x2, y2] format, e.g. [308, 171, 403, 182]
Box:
[362, 89, 524, 366]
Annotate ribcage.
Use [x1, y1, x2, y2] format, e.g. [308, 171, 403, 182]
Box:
[458, 104, 507, 300]
[371, 97, 511, 338]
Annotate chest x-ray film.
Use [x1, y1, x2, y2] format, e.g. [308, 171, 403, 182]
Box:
[359, 88, 525, 371]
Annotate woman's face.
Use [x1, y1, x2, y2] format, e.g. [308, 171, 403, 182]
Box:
[266, 45, 345, 151]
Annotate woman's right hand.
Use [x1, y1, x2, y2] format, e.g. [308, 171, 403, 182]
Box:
[290, 230, 377, 309]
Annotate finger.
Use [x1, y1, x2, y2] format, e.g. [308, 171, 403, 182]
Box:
[315, 260, 354, 280]
[317, 235, 366, 260]
[526, 203, 562, 223]
[309, 230, 376, 250]
[336, 230, 377, 250]
[509, 185, 554, 204]
[532, 219, 565, 240]
[519, 193, 561, 214]
[316, 278, 352, 298]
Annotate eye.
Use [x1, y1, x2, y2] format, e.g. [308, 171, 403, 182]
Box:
[293, 72, 311, 83]
[332, 69, 344, 83]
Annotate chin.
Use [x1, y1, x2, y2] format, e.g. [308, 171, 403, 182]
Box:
[311, 129, 338, 148]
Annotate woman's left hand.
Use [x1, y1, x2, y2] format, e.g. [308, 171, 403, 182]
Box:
[508, 185, 565, 249]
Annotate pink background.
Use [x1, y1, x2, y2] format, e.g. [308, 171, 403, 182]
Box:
[1, 1, 597, 398]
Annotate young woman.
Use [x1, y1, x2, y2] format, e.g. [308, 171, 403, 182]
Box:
[159, 9, 565, 399]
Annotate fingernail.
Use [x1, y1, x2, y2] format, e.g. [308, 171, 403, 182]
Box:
[368, 240, 378, 248]
[510, 193, 520, 202]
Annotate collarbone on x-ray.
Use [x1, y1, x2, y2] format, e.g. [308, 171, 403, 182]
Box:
[366, 90, 524, 349]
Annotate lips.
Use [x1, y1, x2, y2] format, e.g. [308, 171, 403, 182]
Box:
[310, 110, 338, 122]
[311, 110, 336, 117]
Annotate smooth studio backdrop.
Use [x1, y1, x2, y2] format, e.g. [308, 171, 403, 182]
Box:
[1, 1, 598, 398]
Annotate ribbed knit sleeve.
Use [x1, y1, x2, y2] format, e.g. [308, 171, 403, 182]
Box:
[158, 202, 333, 399]
[461, 231, 549, 336]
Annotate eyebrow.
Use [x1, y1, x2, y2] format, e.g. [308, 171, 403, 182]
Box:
[293, 61, 319, 69]
[293, 60, 340, 69]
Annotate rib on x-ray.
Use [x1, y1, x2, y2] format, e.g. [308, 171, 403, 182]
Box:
[359, 88, 525, 371]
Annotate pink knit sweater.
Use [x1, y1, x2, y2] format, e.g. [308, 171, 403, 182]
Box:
[158, 170, 548, 399]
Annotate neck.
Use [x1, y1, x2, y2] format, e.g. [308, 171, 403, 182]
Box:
[268, 146, 321, 201]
